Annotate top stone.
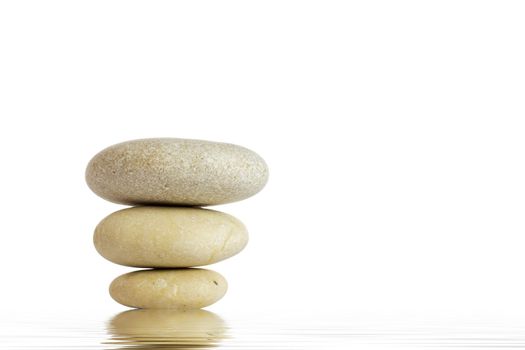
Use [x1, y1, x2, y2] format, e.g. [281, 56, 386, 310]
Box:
[86, 138, 268, 206]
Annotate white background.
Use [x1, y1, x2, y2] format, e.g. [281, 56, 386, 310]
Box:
[1, 1, 524, 322]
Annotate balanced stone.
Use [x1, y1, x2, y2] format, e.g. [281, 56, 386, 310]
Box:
[94, 206, 248, 268]
[110, 269, 227, 309]
[85, 138, 269, 206]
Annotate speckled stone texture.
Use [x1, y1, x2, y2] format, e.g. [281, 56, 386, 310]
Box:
[85, 138, 269, 206]
[110, 269, 227, 310]
[108, 309, 226, 344]
[94, 206, 248, 268]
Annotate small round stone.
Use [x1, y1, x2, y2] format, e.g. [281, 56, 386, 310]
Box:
[85, 138, 269, 206]
[108, 309, 227, 347]
[94, 206, 248, 268]
[109, 269, 227, 309]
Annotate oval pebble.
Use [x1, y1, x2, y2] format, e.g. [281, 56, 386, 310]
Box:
[85, 138, 269, 206]
[109, 269, 227, 310]
[94, 206, 248, 268]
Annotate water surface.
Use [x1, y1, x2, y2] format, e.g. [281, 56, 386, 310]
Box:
[2, 311, 525, 349]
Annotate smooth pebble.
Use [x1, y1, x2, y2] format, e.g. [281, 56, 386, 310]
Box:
[85, 138, 269, 206]
[109, 269, 227, 310]
[94, 206, 248, 268]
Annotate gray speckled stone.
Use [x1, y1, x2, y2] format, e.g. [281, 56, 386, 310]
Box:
[85, 138, 269, 206]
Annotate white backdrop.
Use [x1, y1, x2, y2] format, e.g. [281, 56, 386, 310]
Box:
[1, 1, 524, 321]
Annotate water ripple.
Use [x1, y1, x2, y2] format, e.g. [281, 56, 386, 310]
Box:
[2, 311, 525, 349]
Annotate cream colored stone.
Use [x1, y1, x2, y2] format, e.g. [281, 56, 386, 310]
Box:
[108, 309, 227, 347]
[109, 269, 227, 309]
[85, 138, 269, 206]
[94, 206, 248, 268]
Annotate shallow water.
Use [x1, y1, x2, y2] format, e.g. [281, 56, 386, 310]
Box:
[2, 311, 525, 349]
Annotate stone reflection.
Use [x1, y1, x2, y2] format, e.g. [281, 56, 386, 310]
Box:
[106, 309, 227, 349]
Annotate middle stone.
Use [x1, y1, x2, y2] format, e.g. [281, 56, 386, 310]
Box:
[94, 206, 248, 268]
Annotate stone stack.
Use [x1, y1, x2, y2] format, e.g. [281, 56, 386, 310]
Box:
[85, 138, 268, 309]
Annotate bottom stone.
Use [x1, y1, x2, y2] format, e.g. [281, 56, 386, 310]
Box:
[109, 269, 228, 309]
